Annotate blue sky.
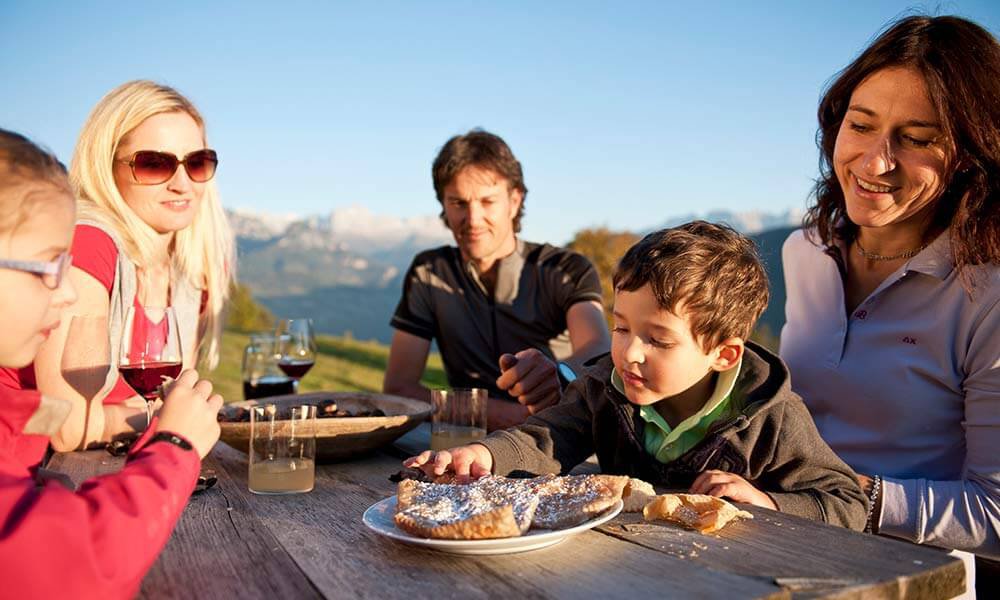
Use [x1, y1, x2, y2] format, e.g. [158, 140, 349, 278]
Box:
[2, 1, 998, 245]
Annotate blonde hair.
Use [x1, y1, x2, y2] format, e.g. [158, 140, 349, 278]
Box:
[70, 80, 235, 368]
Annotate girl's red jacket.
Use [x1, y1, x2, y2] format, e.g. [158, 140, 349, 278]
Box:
[0, 383, 199, 599]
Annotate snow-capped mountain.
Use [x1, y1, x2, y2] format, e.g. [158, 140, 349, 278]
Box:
[228, 206, 452, 295]
[656, 208, 804, 235]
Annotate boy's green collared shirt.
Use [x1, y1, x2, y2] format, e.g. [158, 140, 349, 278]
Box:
[611, 360, 741, 463]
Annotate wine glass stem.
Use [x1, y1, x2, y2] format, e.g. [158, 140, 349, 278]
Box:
[146, 400, 154, 428]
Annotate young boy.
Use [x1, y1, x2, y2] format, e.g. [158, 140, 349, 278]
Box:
[406, 221, 867, 529]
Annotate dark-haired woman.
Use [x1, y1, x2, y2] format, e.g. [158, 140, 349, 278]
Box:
[780, 15, 999, 595]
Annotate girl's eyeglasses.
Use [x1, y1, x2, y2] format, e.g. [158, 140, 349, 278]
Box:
[116, 149, 218, 185]
[0, 252, 73, 289]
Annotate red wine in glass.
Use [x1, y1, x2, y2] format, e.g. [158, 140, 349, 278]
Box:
[243, 375, 296, 400]
[120, 306, 183, 425]
[120, 361, 183, 400]
[276, 319, 317, 390]
[277, 358, 315, 380]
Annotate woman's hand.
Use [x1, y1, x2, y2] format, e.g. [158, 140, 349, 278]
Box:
[690, 470, 778, 510]
[404, 444, 494, 483]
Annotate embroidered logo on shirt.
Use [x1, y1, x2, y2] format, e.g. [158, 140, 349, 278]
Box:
[902, 336, 917, 345]
[854, 310, 868, 320]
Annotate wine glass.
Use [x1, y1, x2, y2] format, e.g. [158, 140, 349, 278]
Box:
[60, 315, 111, 406]
[119, 306, 183, 426]
[242, 333, 294, 400]
[275, 319, 316, 390]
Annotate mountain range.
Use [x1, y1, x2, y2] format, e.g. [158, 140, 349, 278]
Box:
[229, 206, 800, 343]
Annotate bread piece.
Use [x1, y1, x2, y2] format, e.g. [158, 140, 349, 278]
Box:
[394, 477, 539, 539]
[642, 493, 753, 534]
[395, 499, 532, 540]
[528, 474, 628, 530]
[392, 473, 628, 539]
[622, 478, 656, 512]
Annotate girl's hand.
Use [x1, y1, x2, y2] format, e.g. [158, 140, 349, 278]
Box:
[689, 470, 778, 510]
[156, 370, 223, 459]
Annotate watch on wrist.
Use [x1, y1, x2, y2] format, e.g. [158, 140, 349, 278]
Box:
[556, 362, 577, 390]
[148, 431, 194, 452]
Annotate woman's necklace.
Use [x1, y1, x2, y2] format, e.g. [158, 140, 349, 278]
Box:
[855, 237, 928, 261]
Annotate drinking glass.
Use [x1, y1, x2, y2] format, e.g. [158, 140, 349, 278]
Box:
[242, 333, 295, 400]
[61, 315, 111, 404]
[275, 319, 316, 389]
[119, 306, 182, 426]
[430, 388, 487, 451]
[248, 403, 317, 494]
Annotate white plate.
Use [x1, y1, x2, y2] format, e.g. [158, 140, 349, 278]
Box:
[362, 496, 624, 555]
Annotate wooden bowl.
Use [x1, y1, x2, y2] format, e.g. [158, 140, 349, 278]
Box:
[218, 391, 432, 461]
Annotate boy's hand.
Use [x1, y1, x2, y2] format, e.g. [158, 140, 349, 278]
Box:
[155, 370, 223, 459]
[403, 444, 494, 483]
[496, 349, 560, 414]
[689, 470, 778, 510]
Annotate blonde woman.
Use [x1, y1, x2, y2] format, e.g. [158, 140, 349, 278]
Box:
[0, 80, 235, 452]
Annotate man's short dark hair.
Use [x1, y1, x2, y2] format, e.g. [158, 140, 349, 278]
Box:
[612, 221, 769, 351]
[432, 129, 527, 232]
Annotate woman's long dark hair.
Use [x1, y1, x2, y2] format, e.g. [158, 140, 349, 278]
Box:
[806, 16, 1000, 279]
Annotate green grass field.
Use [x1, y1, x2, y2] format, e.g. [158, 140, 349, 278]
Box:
[212, 331, 447, 403]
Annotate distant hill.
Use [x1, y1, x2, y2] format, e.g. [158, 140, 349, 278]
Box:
[655, 208, 803, 235]
[229, 206, 450, 340]
[752, 226, 796, 339]
[214, 330, 445, 402]
[250, 286, 403, 343]
[230, 207, 798, 344]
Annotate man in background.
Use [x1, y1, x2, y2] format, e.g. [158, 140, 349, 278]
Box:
[383, 130, 609, 430]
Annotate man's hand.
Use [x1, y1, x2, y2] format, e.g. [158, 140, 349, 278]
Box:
[495, 349, 561, 414]
[689, 470, 778, 510]
[404, 444, 494, 483]
[156, 370, 224, 459]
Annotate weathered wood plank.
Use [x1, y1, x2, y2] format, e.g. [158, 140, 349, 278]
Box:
[50, 443, 966, 600]
[46, 449, 122, 488]
[48, 449, 322, 600]
[395, 424, 965, 598]
[599, 511, 965, 599]
[209, 443, 786, 599]
[390, 427, 964, 598]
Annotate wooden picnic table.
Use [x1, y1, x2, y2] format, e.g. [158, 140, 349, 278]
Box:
[48, 424, 965, 599]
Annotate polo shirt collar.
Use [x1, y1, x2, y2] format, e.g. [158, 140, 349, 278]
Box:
[904, 230, 953, 280]
[612, 357, 742, 444]
[464, 237, 525, 303]
[833, 228, 953, 281]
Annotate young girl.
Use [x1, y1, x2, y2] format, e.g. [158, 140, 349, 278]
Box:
[0, 80, 235, 452]
[0, 129, 223, 597]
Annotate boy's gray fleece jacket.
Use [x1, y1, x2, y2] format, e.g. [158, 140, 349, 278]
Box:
[479, 342, 868, 530]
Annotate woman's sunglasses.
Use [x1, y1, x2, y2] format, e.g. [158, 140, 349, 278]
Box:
[116, 149, 218, 185]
